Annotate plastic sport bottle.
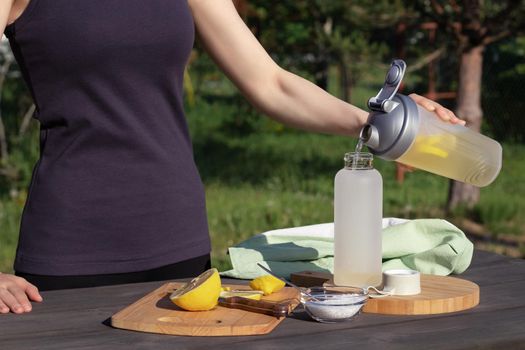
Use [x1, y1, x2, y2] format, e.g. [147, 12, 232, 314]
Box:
[361, 59, 502, 187]
[334, 152, 383, 288]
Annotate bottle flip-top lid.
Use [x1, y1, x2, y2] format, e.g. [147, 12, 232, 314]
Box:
[361, 60, 420, 161]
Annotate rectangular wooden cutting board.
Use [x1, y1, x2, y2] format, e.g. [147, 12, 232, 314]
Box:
[111, 283, 300, 336]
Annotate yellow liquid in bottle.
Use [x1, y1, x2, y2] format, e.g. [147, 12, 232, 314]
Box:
[397, 132, 501, 187]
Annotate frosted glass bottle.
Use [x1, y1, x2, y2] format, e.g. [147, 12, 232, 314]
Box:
[334, 152, 383, 288]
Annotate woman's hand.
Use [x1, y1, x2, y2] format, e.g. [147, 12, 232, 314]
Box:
[0, 273, 43, 314]
[409, 93, 466, 125]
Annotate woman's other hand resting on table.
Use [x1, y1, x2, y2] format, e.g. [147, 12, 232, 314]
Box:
[0, 273, 43, 314]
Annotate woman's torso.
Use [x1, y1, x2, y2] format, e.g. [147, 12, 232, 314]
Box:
[4, 0, 211, 275]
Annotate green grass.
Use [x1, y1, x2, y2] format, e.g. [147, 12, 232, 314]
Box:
[0, 103, 525, 272]
[1, 129, 523, 273]
[205, 182, 334, 271]
[475, 143, 525, 235]
[203, 142, 524, 270]
[0, 192, 25, 273]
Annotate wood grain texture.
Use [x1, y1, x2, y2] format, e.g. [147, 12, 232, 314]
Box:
[111, 283, 300, 336]
[0, 250, 524, 350]
[291, 272, 479, 315]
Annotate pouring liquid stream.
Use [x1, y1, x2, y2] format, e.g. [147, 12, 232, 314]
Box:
[352, 138, 365, 169]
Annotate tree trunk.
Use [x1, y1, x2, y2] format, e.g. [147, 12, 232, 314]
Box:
[0, 59, 13, 164]
[446, 45, 484, 212]
[340, 61, 352, 102]
[314, 58, 329, 91]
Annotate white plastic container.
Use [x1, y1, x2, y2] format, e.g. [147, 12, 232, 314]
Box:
[395, 105, 502, 187]
[334, 152, 383, 288]
[362, 59, 502, 187]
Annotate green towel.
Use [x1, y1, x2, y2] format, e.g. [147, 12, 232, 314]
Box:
[221, 218, 474, 279]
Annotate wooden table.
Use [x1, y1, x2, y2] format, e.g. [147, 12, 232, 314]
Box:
[1, 250, 524, 350]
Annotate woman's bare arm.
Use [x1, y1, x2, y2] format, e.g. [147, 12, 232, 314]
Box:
[187, 0, 463, 137]
[3, 0, 31, 27]
[0, 0, 15, 28]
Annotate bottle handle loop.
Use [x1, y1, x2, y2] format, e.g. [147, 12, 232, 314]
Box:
[368, 59, 406, 113]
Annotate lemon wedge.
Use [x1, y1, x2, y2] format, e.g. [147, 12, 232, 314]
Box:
[170, 268, 221, 311]
[249, 275, 286, 296]
[219, 290, 264, 300]
[412, 134, 455, 158]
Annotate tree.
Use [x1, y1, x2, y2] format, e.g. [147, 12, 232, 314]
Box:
[483, 36, 525, 142]
[0, 37, 14, 168]
[0, 35, 38, 195]
[413, 0, 525, 210]
[245, 0, 402, 101]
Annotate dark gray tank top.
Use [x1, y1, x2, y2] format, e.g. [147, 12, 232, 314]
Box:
[4, 0, 211, 275]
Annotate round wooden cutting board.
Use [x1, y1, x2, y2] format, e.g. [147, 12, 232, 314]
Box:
[362, 274, 479, 315]
[290, 271, 479, 315]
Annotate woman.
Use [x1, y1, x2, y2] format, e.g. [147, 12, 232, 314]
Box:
[0, 0, 462, 314]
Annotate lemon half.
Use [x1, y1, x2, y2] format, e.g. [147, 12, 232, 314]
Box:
[170, 268, 221, 311]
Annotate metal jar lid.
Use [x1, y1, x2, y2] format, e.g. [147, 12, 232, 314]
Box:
[360, 60, 420, 161]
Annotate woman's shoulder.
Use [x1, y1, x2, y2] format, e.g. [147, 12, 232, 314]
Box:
[6, 0, 31, 26]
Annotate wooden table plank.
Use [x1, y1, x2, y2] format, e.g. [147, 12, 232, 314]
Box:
[1, 249, 524, 350]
